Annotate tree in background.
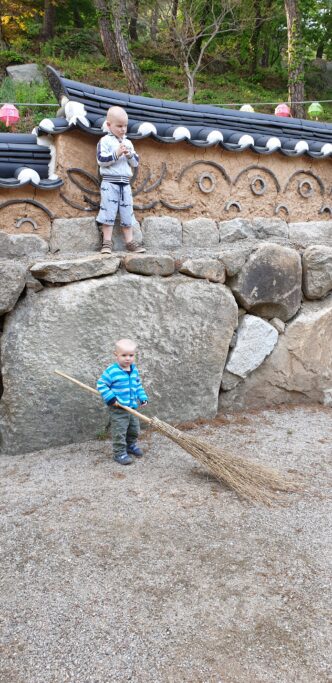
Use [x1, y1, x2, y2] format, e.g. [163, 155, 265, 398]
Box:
[284, 0, 305, 117]
[303, 0, 332, 59]
[94, 0, 120, 65]
[93, 0, 144, 93]
[40, 0, 56, 41]
[248, 0, 279, 72]
[112, 0, 145, 93]
[161, 0, 241, 103]
[128, 0, 139, 41]
[0, 17, 8, 49]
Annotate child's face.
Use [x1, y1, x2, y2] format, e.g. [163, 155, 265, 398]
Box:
[115, 346, 136, 370]
[107, 113, 128, 140]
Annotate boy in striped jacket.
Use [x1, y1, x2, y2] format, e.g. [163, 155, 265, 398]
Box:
[97, 338, 148, 465]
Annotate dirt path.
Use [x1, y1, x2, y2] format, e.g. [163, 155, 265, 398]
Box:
[1, 405, 331, 683]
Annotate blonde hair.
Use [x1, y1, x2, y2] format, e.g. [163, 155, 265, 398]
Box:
[115, 338, 137, 353]
[106, 106, 128, 124]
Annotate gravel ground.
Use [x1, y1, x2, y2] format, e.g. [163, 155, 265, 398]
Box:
[0, 405, 331, 683]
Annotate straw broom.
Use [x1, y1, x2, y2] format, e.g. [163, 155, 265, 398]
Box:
[54, 370, 303, 506]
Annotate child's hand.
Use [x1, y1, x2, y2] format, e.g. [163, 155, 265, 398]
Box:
[117, 143, 130, 158]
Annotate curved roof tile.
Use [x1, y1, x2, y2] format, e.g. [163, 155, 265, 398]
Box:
[44, 66, 332, 158]
[0, 131, 63, 189]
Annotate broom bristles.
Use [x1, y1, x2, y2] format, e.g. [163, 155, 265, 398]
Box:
[150, 417, 304, 506]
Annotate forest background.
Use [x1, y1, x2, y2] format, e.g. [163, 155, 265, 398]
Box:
[0, 0, 332, 133]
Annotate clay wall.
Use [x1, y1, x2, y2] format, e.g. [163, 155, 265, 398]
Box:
[0, 131, 331, 241]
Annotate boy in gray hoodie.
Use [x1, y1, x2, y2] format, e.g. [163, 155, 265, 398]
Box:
[96, 106, 145, 254]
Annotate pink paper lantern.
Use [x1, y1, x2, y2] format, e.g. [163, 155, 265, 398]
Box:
[274, 103, 291, 117]
[0, 103, 20, 127]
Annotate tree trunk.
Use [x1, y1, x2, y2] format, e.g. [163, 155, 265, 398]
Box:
[316, 43, 324, 59]
[40, 0, 56, 42]
[150, 4, 159, 44]
[93, 0, 120, 66]
[184, 63, 195, 103]
[72, 3, 84, 28]
[112, 2, 145, 93]
[284, 0, 305, 118]
[261, 43, 270, 67]
[129, 0, 139, 41]
[172, 0, 179, 21]
[192, 0, 212, 62]
[0, 13, 8, 49]
[250, 0, 264, 73]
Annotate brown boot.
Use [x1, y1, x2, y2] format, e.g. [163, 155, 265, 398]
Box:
[126, 240, 146, 253]
[101, 240, 112, 254]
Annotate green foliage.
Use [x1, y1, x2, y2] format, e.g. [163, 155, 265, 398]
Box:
[0, 77, 56, 105]
[194, 88, 217, 102]
[139, 58, 159, 73]
[0, 77, 58, 131]
[0, 50, 23, 67]
[40, 29, 102, 58]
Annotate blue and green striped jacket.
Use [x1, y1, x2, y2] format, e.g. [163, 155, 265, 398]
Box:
[97, 363, 148, 408]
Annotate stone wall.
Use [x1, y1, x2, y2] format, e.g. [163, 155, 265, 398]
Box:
[0, 216, 332, 455]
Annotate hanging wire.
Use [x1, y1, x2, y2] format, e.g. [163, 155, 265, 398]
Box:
[215, 99, 332, 106]
[6, 103, 59, 107]
[5, 99, 332, 107]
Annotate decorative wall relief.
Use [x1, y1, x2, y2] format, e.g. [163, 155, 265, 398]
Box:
[0, 198, 54, 237]
[1, 132, 331, 232]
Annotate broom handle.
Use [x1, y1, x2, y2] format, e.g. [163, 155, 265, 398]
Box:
[54, 370, 152, 425]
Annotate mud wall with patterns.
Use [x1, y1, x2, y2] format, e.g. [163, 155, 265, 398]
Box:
[0, 130, 331, 237]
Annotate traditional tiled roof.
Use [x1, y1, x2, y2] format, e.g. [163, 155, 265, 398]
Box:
[42, 66, 332, 159]
[0, 132, 63, 189]
[1, 67, 331, 191]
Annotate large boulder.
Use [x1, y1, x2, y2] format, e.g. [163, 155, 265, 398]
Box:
[229, 243, 302, 321]
[6, 63, 43, 83]
[302, 245, 332, 300]
[0, 274, 237, 455]
[0, 260, 27, 315]
[220, 295, 332, 409]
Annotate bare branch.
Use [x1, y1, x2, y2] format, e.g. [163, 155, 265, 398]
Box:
[158, 0, 240, 101]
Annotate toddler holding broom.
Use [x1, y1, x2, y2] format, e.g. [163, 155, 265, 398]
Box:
[96, 105, 146, 254]
[97, 339, 148, 465]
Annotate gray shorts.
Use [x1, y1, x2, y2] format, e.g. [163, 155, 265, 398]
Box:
[96, 181, 134, 227]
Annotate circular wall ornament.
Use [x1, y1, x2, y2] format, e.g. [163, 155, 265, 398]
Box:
[197, 172, 216, 193]
[250, 176, 266, 196]
[298, 179, 313, 198]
